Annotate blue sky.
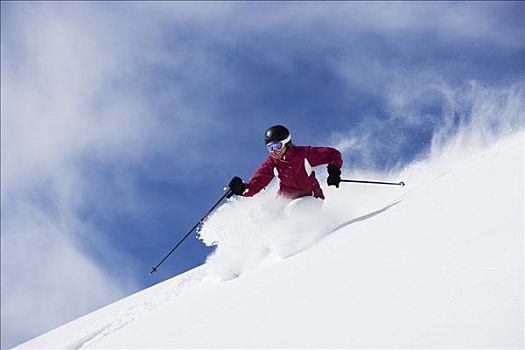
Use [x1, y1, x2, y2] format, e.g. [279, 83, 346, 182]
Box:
[1, 2, 524, 348]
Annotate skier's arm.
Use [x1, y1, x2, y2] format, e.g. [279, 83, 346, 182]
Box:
[243, 157, 276, 197]
[306, 146, 343, 168]
[307, 146, 343, 188]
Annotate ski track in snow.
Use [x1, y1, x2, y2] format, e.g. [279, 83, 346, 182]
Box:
[69, 268, 208, 349]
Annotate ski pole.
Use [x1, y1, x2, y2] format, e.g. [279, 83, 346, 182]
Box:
[150, 189, 233, 274]
[340, 179, 405, 187]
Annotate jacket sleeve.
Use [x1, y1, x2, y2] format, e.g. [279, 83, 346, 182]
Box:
[243, 157, 276, 197]
[306, 146, 343, 169]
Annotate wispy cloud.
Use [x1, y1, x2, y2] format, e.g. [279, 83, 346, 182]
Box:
[1, 4, 143, 347]
[1, 2, 200, 347]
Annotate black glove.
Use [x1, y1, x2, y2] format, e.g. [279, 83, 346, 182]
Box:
[228, 176, 246, 196]
[327, 165, 341, 188]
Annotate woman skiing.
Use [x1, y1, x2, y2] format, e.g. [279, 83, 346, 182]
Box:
[228, 125, 343, 200]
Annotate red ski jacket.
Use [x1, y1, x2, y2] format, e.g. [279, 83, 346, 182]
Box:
[242, 145, 343, 200]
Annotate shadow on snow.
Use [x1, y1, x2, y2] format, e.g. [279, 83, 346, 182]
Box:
[328, 200, 402, 235]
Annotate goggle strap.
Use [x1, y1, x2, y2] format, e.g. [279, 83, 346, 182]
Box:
[281, 134, 291, 145]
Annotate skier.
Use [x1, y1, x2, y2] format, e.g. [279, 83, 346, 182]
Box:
[228, 125, 343, 201]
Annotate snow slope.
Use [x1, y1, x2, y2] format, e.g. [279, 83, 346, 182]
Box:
[17, 131, 524, 349]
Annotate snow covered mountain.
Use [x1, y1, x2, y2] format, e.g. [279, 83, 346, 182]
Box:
[17, 131, 524, 349]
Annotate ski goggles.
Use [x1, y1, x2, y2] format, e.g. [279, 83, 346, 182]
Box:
[266, 135, 291, 152]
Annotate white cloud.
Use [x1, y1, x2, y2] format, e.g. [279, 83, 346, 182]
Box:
[1, 3, 165, 347]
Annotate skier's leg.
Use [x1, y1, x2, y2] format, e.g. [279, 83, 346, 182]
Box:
[267, 196, 324, 258]
[283, 196, 323, 217]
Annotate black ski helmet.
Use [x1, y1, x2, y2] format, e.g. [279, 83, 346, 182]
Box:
[264, 125, 291, 145]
